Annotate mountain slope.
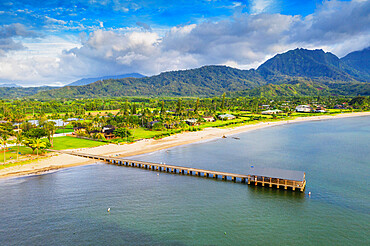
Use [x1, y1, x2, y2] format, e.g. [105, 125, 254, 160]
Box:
[20, 47, 370, 99]
[257, 48, 355, 82]
[0, 83, 21, 87]
[230, 80, 333, 97]
[33, 66, 266, 98]
[230, 80, 370, 97]
[341, 47, 370, 81]
[66, 73, 145, 86]
[0, 86, 57, 99]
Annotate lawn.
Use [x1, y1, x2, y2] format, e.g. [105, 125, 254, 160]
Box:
[131, 128, 168, 140]
[0, 146, 34, 162]
[55, 128, 75, 134]
[52, 136, 107, 150]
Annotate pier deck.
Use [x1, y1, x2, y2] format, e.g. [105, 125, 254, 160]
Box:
[54, 150, 306, 192]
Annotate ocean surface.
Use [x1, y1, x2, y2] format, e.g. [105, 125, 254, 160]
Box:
[0, 116, 369, 245]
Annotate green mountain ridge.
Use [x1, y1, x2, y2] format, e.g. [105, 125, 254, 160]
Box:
[258, 48, 356, 82]
[229, 79, 370, 97]
[35, 66, 266, 98]
[341, 47, 370, 81]
[0, 86, 58, 99]
[8, 47, 370, 99]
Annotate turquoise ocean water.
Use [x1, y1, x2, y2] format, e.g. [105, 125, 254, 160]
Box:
[0, 116, 369, 245]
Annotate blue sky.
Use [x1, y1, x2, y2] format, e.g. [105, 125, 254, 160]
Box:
[0, 0, 326, 30]
[0, 0, 368, 86]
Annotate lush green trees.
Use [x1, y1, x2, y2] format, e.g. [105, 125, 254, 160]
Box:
[44, 121, 56, 147]
[221, 93, 226, 111]
[30, 139, 47, 156]
[0, 135, 8, 164]
[23, 128, 47, 139]
[114, 127, 132, 141]
[152, 122, 165, 131]
[14, 132, 23, 161]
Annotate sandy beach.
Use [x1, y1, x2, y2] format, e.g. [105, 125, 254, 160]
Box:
[1, 111, 369, 178]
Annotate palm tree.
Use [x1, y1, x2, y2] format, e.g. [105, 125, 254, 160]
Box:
[15, 132, 23, 161]
[44, 121, 56, 147]
[62, 114, 69, 135]
[0, 135, 8, 164]
[31, 139, 47, 156]
[12, 110, 25, 132]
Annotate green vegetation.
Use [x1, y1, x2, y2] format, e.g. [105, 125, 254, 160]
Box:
[0, 46, 368, 170]
[4, 146, 34, 159]
[0, 86, 56, 99]
[27, 48, 369, 99]
[52, 136, 107, 150]
[0, 84, 369, 168]
[0, 48, 368, 100]
[55, 128, 74, 134]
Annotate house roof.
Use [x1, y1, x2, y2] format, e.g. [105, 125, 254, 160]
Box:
[102, 125, 115, 129]
[219, 114, 235, 118]
[262, 109, 282, 113]
[185, 118, 198, 123]
[247, 166, 305, 181]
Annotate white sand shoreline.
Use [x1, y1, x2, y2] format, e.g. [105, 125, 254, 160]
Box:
[1, 111, 369, 179]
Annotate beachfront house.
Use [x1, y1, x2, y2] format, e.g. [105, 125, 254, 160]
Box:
[203, 116, 215, 122]
[261, 109, 283, 115]
[185, 118, 198, 126]
[315, 105, 327, 113]
[218, 114, 236, 120]
[147, 120, 161, 128]
[102, 125, 115, 139]
[295, 105, 312, 113]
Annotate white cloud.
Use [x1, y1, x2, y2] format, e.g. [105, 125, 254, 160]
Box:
[0, 0, 369, 85]
[250, 0, 274, 14]
[45, 16, 67, 25]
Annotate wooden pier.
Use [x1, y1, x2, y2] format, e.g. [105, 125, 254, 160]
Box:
[54, 150, 306, 192]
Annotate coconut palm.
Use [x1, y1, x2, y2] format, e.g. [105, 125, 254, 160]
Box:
[12, 110, 25, 130]
[14, 132, 23, 161]
[44, 121, 56, 147]
[30, 139, 47, 156]
[0, 135, 8, 164]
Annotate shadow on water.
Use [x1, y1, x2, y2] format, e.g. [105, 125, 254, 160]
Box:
[247, 185, 306, 201]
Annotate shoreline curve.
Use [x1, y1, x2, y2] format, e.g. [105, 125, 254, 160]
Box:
[1, 111, 369, 179]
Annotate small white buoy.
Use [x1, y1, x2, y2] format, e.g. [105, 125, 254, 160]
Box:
[308, 192, 311, 196]
[107, 208, 110, 212]
[157, 173, 159, 176]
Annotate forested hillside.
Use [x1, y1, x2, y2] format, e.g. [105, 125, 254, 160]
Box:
[6, 47, 369, 99]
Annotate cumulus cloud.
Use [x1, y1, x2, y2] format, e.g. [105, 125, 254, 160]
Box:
[61, 0, 369, 78]
[0, 23, 40, 39]
[0, 0, 369, 85]
[0, 23, 41, 55]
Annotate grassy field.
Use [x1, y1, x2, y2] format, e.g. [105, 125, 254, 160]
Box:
[55, 128, 74, 134]
[0, 146, 34, 161]
[52, 136, 107, 150]
[131, 128, 168, 139]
